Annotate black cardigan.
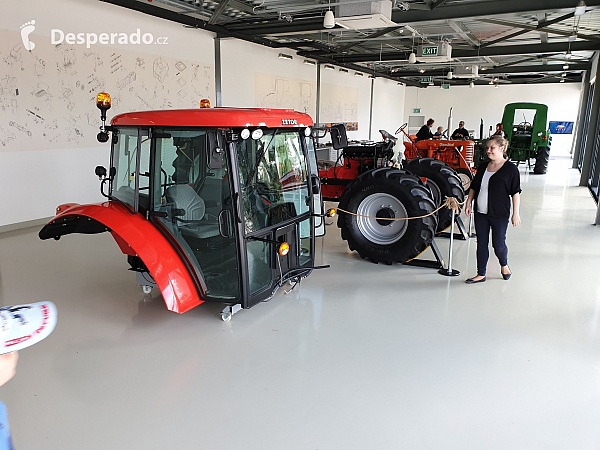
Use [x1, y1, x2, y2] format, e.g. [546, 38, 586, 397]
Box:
[469, 160, 522, 218]
[416, 125, 433, 141]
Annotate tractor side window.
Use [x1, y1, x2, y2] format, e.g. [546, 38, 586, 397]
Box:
[111, 128, 139, 210]
[237, 131, 310, 234]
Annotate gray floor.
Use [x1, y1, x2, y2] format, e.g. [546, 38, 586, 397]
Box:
[2, 156, 600, 449]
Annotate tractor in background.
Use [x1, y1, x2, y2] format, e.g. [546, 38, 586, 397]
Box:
[318, 124, 465, 265]
[502, 102, 552, 174]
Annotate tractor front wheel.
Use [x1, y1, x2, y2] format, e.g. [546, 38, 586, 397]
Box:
[337, 168, 437, 264]
[456, 168, 474, 191]
[534, 146, 550, 174]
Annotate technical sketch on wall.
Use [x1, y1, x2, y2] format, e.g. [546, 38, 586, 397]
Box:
[319, 83, 359, 125]
[255, 72, 316, 115]
[0, 29, 215, 152]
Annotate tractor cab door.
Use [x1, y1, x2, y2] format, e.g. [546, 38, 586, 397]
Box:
[235, 129, 315, 307]
[150, 128, 240, 302]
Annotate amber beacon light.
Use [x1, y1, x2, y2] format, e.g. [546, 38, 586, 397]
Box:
[96, 92, 111, 110]
[199, 99, 211, 108]
[278, 242, 290, 256]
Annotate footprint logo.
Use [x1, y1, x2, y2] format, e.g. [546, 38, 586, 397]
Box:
[20, 20, 36, 51]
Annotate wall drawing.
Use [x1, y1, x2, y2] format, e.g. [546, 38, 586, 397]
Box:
[319, 83, 359, 125]
[0, 29, 215, 152]
[254, 72, 316, 116]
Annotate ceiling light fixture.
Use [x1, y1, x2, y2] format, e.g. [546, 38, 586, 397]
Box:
[575, 0, 587, 16]
[563, 64, 569, 69]
[303, 60, 316, 66]
[278, 53, 293, 60]
[408, 52, 417, 64]
[562, 72, 567, 77]
[324, 64, 335, 70]
[419, 68, 425, 73]
[369, 74, 376, 79]
[447, 71, 453, 80]
[339, 68, 349, 73]
[560, 78, 566, 82]
[495, 83, 499, 89]
[469, 81, 475, 88]
[324, 0, 335, 29]
[355, 72, 364, 77]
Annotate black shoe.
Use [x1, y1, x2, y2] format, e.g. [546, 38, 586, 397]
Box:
[501, 266, 511, 280]
[466, 276, 486, 284]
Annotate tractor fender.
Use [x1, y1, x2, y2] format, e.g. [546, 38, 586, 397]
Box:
[39, 202, 203, 314]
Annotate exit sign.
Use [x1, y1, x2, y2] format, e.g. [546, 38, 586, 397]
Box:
[422, 46, 438, 56]
[441, 84, 450, 89]
[420, 77, 432, 83]
[413, 108, 421, 113]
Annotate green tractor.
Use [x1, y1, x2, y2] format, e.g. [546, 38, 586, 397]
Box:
[502, 102, 552, 174]
[474, 102, 552, 174]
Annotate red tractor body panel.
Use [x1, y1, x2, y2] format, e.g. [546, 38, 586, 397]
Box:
[111, 108, 314, 128]
[403, 139, 476, 173]
[41, 203, 203, 314]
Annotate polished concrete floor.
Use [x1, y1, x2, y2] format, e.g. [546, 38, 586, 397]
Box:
[2, 156, 600, 449]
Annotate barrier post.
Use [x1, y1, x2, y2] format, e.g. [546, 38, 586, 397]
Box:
[439, 206, 460, 277]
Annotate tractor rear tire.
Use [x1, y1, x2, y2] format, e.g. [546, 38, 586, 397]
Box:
[534, 146, 550, 174]
[337, 168, 437, 264]
[403, 158, 465, 232]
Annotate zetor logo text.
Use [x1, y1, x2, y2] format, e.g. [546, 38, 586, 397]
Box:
[50, 28, 168, 48]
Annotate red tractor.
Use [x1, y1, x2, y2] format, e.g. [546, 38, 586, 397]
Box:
[396, 123, 476, 191]
[39, 93, 328, 321]
[318, 124, 465, 265]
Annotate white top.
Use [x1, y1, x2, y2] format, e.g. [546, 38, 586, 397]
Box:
[477, 169, 494, 214]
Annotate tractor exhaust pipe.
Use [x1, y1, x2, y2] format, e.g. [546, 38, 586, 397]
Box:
[447, 107, 453, 139]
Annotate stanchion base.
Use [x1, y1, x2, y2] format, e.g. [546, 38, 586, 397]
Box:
[438, 268, 460, 277]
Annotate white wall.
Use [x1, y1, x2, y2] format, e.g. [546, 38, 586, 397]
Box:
[371, 77, 405, 139]
[0, 0, 215, 227]
[403, 82, 582, 156]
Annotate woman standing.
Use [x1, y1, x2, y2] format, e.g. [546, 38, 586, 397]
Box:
[465, 135, 521, 283]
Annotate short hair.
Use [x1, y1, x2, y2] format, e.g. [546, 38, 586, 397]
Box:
[426, 118, 435, 126]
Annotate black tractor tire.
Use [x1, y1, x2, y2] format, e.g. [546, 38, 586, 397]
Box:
[456, 168, 474, 191]
[403, 158, 465, 232]
[337, 168, 437, 264]
[534, 146, 550, 174]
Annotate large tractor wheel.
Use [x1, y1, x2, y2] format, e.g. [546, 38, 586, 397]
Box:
[456, 168, 474, 191]
[337, 168, 437, 264]
[534, 146, 550, 174]
[403, 158, 465, 232]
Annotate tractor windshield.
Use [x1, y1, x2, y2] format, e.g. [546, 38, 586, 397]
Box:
[236, 130, 310, 235]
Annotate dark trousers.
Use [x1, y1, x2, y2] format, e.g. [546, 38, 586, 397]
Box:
[474, 213, 509, 276]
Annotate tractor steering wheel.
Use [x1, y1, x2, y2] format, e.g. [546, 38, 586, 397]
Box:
[395, 123, 408, 135]
[518, 121, 532, 128]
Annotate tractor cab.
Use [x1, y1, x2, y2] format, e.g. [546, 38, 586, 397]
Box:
[40, 94, 326, 320]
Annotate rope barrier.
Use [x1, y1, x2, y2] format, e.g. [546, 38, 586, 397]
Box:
[327, 197, 465, 221]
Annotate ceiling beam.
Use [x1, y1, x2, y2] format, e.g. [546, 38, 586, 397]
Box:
[446, 20, 480, 48]
[299, 41, 600, 62]
[336, 26, 404, 52]
[208, 0, 231, 25]
[479, 17, 600, 44]
[391, 63, 588, 78]
[390, 0, 600, 24]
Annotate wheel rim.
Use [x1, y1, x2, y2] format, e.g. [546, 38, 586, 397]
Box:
[356, 193, 408, 245]
[457, 173, 471, 190]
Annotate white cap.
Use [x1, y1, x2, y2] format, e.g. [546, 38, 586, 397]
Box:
[0, 302, 57, 354]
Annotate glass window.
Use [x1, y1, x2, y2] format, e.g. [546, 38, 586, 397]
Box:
[111, 128, 138, 209]
[152, 129, 239, 301]
[237, 131, 310, 234]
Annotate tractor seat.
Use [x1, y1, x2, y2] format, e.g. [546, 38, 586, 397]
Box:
[165, 184, 220, 239]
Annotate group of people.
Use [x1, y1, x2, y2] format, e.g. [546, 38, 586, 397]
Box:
[416, 118, 505, 142]
[414, 117, 520, 283]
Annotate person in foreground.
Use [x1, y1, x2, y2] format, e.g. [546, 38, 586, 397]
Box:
[0, 302, 58, 449]
[464, 135, 521, 283]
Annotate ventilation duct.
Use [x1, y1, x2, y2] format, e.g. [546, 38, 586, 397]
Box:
[335, 0, 396, 30]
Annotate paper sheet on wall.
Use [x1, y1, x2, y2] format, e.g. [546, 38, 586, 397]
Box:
[0, 30, 214, 153]
[254, 72, 316, 115]
[319, 83, 358, 125]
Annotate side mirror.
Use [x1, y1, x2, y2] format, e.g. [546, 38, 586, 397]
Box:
[330, 124, 348, 150]
[95, 166, 107, 179]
